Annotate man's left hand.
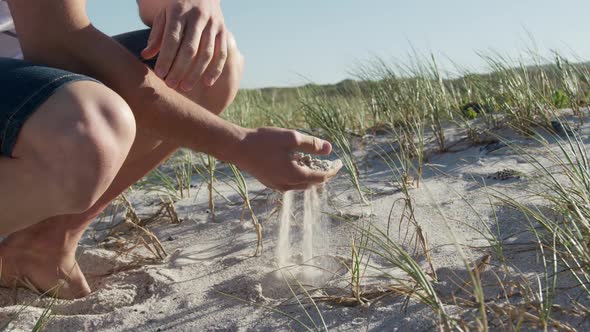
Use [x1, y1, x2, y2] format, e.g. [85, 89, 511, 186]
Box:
[141, 0, 228, 92]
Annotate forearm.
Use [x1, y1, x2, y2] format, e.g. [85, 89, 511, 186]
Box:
[62, 25, 245, 160]
[9, 2, 245, 161]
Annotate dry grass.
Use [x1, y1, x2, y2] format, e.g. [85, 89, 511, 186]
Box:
[102, 195, 168, 262]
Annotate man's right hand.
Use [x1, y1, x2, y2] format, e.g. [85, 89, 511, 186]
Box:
[229, 127, 342, 191]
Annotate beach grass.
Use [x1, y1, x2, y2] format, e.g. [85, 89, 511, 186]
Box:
[31, 48, 590, 330]
[139, 49, 590, 329]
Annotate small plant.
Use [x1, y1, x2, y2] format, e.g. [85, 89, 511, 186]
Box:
[194, 154, 218, 222]
[104, 195, 168, 261]
[554, 54, 584, 124]
[378, 144, 436, 278]
[227, 164, 263, 256]
[349, 228, 371, 305]
[135, 151, 195, 201]
[462, 107, 479, 120]
[421, 54, 455, 152]
[352, 221, 453, 329]
[551, 89, 569, 109]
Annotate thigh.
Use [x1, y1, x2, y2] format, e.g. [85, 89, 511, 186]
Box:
[0, 76, 122, 234]
[0, 57, 101, 157]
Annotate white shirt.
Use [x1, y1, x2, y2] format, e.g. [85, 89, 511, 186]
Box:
[0, 1, 23, 59]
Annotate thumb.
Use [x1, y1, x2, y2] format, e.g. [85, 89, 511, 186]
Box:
[296, 133, 332, 155]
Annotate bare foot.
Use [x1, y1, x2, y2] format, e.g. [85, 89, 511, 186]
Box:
[0, 233, 91, 300]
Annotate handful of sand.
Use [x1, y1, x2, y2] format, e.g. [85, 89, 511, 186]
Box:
[294, 153, 341, 172]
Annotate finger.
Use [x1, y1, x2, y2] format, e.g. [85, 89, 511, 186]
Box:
[201, 29, 228, 87]
[141, 10, 166, 60]
[165, 13, 207, 89]
[180, 24, 215, 90]
[154, 6, 185, 81]
[294, 133, 332, 155]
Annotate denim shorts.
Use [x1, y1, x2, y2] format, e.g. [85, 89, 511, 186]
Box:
[0, 29, 153, 157]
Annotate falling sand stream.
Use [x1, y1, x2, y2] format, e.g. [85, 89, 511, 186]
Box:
[276, 186, 326, 282]
[275, 155, 342, 284]
[276, 190, 294, 268]
[303, 188, 320, 266]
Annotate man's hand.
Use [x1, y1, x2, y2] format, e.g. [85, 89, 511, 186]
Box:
[140, 0, 227, 92]
[230, 128, 343, 191]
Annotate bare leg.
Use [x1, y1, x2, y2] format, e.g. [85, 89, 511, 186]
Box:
[0, 80, 137, 298]
[0, 34, 244, 299]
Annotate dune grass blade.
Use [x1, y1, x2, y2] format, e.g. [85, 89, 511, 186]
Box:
[301, 97, 369, 205]
[331, 213, 454, 329]
[346, 223, 372, 306]
[31, 296, 58, 332]
[228, 164, 262, 256]
[420, 54, 455, 152]
[207, 155, 216, 221]
[134, 152, 195, 201]
[278, 270, 328, 331]
[493, 124, 590, 297]
[194, 154, 218, 222]
[374, 144, 436, 278]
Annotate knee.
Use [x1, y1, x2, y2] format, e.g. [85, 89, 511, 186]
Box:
[222, 32, 245, 110]
[39, 82, 136, 213]
[227, 32, 245, 82]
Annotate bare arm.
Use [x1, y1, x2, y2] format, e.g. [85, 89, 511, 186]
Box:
[6, 0, 340, 190]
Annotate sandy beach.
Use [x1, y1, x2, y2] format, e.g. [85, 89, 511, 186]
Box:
[1, 110, 588, 331]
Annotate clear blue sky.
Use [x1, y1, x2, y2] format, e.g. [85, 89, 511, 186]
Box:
[87, 0, 590, 89]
